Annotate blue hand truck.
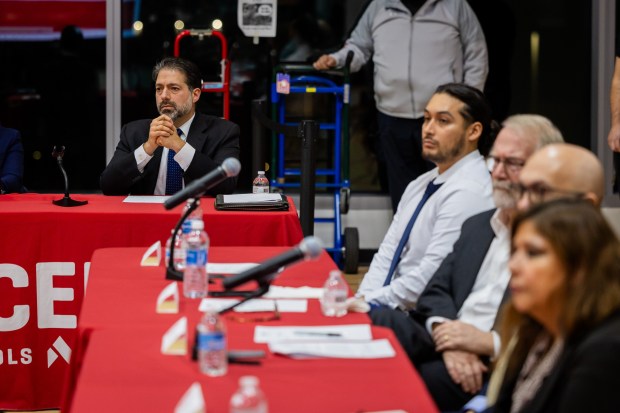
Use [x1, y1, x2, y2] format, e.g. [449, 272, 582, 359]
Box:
[270, 55, 359, 273]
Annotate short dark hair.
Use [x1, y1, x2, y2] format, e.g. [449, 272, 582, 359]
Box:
[152, 57, 202, 90]
[434, 83, 498, 156]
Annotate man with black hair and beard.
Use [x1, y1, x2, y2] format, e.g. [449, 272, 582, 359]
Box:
[101, 57, 240, 196]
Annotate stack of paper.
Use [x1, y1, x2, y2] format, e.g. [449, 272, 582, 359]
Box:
[254, 324, 395, 359]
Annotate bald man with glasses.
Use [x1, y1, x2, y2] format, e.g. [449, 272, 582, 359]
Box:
[516, 143, 604, 209]
[372, 114, 564, 411]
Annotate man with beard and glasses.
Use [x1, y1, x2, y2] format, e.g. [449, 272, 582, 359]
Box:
[101, 57, 240, 195]
[370, 114, 564, 411]
[354, 83, 495, 312]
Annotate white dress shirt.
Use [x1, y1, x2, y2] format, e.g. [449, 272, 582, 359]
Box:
[425, 209, 511, 357]
[133, 114, 197, 195]
[357, 150, 494, 310]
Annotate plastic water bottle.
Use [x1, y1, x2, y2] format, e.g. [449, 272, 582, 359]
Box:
[197, 307, 227, 377]
[165, 228, 184, 269]
[183, 219, 209, 299]
[175, 199, 203, 271]
[252, 171, 269, 194]
[321, 270, 348, 317]
[229, 376, 268, 413]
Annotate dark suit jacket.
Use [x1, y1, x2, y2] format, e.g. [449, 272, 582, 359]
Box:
[414, 208, 499, 323]
[0, 126, 25, 194]
[493, 311, 620, 413]
[100, 113, 240, 195]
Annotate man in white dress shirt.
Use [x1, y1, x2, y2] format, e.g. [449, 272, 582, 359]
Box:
[357, 83, 495, 311]
[371, 114, 564, 411]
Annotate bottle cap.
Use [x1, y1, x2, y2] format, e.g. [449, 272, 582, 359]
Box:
[190, 219, 204, 230]
[329, 269, 342, 278]
[258, 171, 265, 174]
[240, 375, 259, 387]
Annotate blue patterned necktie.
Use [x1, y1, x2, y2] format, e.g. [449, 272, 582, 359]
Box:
[165, 128, 184, 195]
[382, 180, 444, 286]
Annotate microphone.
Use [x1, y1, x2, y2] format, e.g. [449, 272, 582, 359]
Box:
[223, 236, 324, 290]
[164, 157, 241, 210]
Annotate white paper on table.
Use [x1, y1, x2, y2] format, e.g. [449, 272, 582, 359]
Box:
[199, 298, 307, 313]
[123, 195, 169, 203]
[161, 316, 187, 355]
[156, 282, 179, 314]
[207, 262, 258, 274]
[263, 286, 324, 299]
[254, 324, 372, 344]
[269, 338, 395, 359]
[140, 240, 161, 266]
[222, 193, 282, 203]
[174, 382, 206, 413]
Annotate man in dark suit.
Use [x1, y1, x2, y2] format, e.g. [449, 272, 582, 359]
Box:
[371, 114, 564, 411]
[100, 57, 240, 196]
[0, 125, 25, 194]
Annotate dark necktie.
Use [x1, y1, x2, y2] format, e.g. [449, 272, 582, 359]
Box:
[382, 180, 443, 286]
[165, 128, 184, 195]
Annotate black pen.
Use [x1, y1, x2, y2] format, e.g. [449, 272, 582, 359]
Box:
[294, 331, 342, 337]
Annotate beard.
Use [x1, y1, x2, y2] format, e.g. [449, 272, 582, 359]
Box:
[422, 133, 466, 165]
[492, 180, 518, 209]
[158, 95, 192, 121]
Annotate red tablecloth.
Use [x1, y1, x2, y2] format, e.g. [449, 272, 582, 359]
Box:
[66, 248, 438, 413]
[0, 194, 303, 410]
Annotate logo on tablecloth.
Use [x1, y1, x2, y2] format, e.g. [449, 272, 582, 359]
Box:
[47, 336, 71, 368]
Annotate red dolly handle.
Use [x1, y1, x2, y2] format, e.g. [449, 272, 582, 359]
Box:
[174, 29, 230, 119]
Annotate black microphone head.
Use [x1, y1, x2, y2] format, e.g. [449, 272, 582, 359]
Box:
[222, 158, 241, 177]
[299, 236, 323, 260]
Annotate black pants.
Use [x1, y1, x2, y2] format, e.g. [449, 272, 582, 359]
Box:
[377, 113, 433, 213]
[371, 307, 477, 411]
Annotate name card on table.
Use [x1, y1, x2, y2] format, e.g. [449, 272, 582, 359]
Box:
[161, 316, 187, 355]
[174, 382, 206, 413]
[141, 240, 161, 266]
[156, 282, 179, 314]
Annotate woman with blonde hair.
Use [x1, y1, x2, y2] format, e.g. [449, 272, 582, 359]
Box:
[492, 198, 620, 413]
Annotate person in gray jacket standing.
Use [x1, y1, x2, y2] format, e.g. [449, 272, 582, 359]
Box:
[314, 0, 488, 212]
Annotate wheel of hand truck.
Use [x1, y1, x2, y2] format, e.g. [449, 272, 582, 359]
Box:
[339, 187, 351, 214]
[343, 227, 359, 274]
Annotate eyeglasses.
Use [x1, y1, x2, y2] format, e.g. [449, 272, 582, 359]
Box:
[512, 182, 585, 204]
[486, 156, 526, 176]
[228, 300, 281, 323]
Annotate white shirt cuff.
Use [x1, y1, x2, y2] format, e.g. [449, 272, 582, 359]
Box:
[491, 330, 501, 359]
[134, 145, 152, 173]
[425, 316, 449, 335]
[174, 142, 195, 171]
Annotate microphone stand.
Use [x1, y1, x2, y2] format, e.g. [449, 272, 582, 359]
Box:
[52, 146, 88, 207]
[166, 197, 199, 281]
[217, 280, 273, 315]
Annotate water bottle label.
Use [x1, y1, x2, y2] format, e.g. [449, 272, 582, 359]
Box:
[182, 220, 191, 233]
[253, 186, 269, 194]
[186, 249, 207, 266]
[198, 332, 225, 350]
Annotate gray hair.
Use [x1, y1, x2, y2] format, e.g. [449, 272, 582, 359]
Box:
[502, 114, 564, 149]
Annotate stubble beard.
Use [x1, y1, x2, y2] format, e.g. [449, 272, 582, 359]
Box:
[422, 133, 466, 165]
[492, 180, 518, 210]
[158, 95, 192, 122]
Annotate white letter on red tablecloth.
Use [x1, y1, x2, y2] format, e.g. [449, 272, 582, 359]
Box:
[0, 264, 30, 332]
[36, 262, 77, 329]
